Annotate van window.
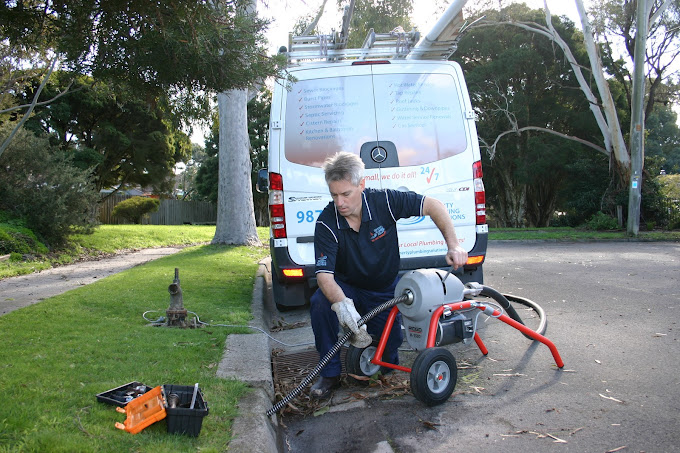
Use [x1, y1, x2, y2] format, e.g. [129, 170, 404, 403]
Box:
[373, 73, 467, 167]
[284, 71, 467, 168]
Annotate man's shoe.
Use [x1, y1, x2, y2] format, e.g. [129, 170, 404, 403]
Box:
[310, 376, 341, 399]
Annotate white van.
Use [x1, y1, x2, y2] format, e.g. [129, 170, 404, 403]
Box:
[259, 57, 488, 310]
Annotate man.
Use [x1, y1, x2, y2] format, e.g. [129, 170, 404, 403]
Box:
[310, 151, 468, 398]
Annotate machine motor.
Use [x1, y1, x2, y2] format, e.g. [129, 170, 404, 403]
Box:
[395, 268, 477, 351]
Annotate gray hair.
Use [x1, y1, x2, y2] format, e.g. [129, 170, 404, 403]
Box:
[322, 152, 364, 186]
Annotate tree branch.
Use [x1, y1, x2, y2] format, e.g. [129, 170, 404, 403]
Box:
[483, 126, 608, 159]
[0, 56, 60, 159]
[0, 80, 77, 115]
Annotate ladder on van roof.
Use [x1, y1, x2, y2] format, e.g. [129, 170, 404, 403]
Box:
[284, 0, 473, 63]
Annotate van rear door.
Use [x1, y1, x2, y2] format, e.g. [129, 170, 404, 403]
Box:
[274, 61, 480, 281]
[368, 61, 478, 258]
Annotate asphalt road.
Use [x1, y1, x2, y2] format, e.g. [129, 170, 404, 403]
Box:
[270, 241, 680, 453]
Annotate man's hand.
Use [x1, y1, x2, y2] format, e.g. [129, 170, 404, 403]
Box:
[331, 298, 372, 348]
[446, 245, 468, 270]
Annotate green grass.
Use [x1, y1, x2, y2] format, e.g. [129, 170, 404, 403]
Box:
[0, 225, 270, 280]
[0, 242, 270, 452]
[489, 227, 680, 241]
[69, 225, 219, 253]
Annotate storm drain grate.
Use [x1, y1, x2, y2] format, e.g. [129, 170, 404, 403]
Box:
[271, 348, 347, 386]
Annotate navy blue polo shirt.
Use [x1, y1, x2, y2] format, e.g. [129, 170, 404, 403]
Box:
[314, 188, 425, 291]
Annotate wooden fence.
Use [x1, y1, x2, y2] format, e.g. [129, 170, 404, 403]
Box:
[98, 195, 217, 225]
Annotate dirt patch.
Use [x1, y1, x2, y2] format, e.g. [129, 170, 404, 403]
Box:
[0, 247, 184, 316]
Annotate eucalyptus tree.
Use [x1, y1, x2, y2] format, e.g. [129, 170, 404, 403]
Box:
[455, 4, 602, 227]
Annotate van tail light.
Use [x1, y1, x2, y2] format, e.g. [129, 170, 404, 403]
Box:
[283, 268, 304, 278]
[465, 255, 485, 266]
[269, 172, 287, 239]
[473, 161, 486, 225]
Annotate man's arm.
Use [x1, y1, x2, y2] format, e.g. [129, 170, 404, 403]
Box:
[422, 196, 468, 269]
[316, 272, 346, 304]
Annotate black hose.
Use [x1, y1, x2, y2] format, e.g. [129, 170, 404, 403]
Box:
[266, 293, 411, 416]
[480, 286, 547, 338]
[503, 293, 548, 336]
[480, 286, 525, 326]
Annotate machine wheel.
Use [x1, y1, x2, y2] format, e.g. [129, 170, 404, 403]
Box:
[345, 344, 382, 384]
[410, 347, 457, 406]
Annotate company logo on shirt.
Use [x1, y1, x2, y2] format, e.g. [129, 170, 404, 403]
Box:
[316, 253, 327, 267]
[370, 226, 386, 242]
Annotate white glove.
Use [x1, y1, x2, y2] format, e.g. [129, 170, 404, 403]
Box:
[331, 298, 372, 348]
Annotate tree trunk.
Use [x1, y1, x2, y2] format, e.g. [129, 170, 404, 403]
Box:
[212, 89, 261, 246]
[495, 162, 527, 228]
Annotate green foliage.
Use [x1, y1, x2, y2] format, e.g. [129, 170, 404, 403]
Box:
[111, 197, 160, 224]
[0, 125, 99, 247]
[20, 73, 191, 195]
[455, 4, 601, 227]
[0, 223, 48, 255]
[342, 0, 415, 48]
[645, 104, 680, 174]
[659, 174, 680, 199]
[585, 211, 620, 231]
[554, 152, 612, 226]
[0, 1, 285, 121]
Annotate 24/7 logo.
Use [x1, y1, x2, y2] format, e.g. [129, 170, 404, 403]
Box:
[421, 166, 439, 183]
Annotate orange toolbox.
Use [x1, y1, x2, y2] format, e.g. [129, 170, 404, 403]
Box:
[114, 386, 167, 434]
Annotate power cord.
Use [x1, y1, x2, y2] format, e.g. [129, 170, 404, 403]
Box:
[141, 309, 315, 348]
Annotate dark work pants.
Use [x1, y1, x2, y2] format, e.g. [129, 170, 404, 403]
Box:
[309, 278, 403, 378]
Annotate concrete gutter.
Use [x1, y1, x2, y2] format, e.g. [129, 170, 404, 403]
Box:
[216, 260, 281, 453]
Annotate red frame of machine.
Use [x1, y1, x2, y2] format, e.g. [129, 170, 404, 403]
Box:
[370, 301, 565, 372]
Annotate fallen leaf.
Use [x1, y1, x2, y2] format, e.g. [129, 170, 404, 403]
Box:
[313, 406, 330, 417]
[347, 373, 370, 381]
[419, 419, 440, 431]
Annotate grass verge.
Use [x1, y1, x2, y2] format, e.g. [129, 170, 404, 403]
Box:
[1, 225, 223, 280]
[489, 227, 680, 241]
[0, 239, 269, 452]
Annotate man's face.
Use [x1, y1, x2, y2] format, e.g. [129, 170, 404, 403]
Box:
[328, 178, 365, 218]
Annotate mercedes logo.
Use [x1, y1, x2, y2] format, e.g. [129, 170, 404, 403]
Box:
[371, 147, 387, 163]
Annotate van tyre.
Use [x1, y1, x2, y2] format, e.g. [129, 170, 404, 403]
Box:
[410, 347, 457, 406]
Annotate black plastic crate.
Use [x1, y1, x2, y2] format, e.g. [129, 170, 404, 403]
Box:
[96, 381, 153, 407]
[162, 384, 209, 437]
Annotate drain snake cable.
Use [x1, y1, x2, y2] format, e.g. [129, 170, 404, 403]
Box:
[265, 292, 412, 416]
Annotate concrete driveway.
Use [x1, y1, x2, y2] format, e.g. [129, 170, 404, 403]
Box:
[270, 241, 680, 453]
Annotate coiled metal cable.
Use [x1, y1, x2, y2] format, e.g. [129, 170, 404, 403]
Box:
[266, 292, 411, 416]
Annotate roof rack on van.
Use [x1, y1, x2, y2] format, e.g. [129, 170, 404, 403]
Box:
[282, 0, 478, 64]
[285, 27, 422, 63]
